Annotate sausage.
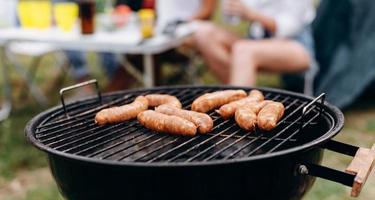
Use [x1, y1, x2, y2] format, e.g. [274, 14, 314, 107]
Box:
[247, 90, 265, 102]
[235, 107, 257, 131]
[145, 94, 182, 108]
[234, 101, 271, 131]
[95, 96, 149, 125]
[137, 110, 197, 136]
[191, 90, 247, 113]
[257, 102, 285, 131]
[216, 90, 265, 119]
[155, 104, 213, 134]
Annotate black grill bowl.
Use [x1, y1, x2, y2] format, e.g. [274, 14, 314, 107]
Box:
[47, 149, 322, 200]
[25, 86, 346, 200]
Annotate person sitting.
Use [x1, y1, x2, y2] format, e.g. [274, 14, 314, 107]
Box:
[156, 0, 216, 32]
[194, 0, 316, 87]
[123, 0, 217, 86]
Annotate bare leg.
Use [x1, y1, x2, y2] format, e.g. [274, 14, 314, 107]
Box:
[194, 21, 240, 83]
[230, 39, 311, 86]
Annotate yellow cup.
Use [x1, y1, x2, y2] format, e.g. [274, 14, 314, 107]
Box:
[54, 2, 79, 32]
[138, 9, 155, 38]
[18, 1, 52, 29]
[18, 1, 34, 28]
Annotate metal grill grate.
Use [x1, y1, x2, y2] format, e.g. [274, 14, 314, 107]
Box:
[33, 87, 329, 164]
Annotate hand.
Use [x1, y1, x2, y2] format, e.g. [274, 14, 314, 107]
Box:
[223, 0, 252, 20]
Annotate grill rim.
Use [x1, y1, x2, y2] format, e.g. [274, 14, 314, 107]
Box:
[25, 85, 344, 168]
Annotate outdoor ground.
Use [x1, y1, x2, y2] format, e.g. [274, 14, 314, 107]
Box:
[0, 53, 375, 200]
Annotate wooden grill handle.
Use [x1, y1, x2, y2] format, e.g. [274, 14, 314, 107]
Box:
[346, 144, 375, 197]
[299, 141, 375, 198]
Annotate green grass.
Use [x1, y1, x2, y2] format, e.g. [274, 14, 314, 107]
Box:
[1, 57, 375, 199]
[1, 13, 375, 199]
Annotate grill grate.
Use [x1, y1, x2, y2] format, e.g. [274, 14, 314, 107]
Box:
[33, 87, 328, 164]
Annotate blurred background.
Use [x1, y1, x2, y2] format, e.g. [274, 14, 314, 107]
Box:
[0, 0, 375, 199]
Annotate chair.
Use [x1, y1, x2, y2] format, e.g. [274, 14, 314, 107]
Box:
[303, 59, 319, 96]
[0, 42, 12, 121]
[4, 42, 69, 105]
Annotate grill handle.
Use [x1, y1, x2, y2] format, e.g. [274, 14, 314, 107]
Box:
[60, 79, 102, 118]
[297, 140, 375, 197]
[299, 93, 325, 130]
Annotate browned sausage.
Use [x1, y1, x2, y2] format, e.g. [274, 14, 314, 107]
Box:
[145, 94, 182, 108]
[191, 90, 247, 113]
[216, 90, 265, 119]
[234, 101, 271, 131]
[95, 96, 149, 125]
[155, 104, 213, 134]
[137, 110, 197, 136]
[235, 107, 257, 131]
[257, 102, 285, 131]
[247, 90, 265, 102]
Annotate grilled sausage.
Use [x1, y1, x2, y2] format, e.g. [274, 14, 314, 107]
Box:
[257, 102, 285, 131]
[145, 94, 182, 108]
[235, 106, 258, 131]
[155, 104, 213, 134]
[192, 90, 247, 113]
[247, 90, 265, 102]
[95, 96, 149, 125]
[235, 101, 271, 131]
[137, 110, 197, 136]
[216, 90, 265, 119]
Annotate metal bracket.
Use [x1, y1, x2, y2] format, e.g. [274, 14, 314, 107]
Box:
[322, 140, 359, 157]
[297, 163, 355, 187]
[300, 93, 326, 130]
[60, 79, 102, 118]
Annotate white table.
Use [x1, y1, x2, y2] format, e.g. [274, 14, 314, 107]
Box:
[0, 24, 194, 121]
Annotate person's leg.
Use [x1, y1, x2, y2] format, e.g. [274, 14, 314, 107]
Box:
[194, 21, 240, 83]
[230, 39, 311, 86]
[100, 52, 118, 79]
[104, 54, 139, 92]
[65, 50, 90, 82]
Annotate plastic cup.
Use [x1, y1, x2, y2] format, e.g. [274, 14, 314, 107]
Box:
[34, 1, 52, 29]
[138, 9, 155, 38]
[18, 1, 34, 28]
[54, 2, 79, 32]
[18, 1, 52, 29]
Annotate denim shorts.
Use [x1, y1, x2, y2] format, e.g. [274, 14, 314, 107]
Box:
[292, 26, 315, 60]
[249, 26, 316, 61]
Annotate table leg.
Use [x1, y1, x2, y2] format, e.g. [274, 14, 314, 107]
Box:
[143, 54, 154, 87]
[115, 54, 143, 83]
[0, 45, 12, 122]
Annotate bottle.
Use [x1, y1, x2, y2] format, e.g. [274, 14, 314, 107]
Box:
[79, 0, 96, 34]
[138, 9, 155, 39]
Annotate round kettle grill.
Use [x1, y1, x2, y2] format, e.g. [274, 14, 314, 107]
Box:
[25, 81, 375, 200]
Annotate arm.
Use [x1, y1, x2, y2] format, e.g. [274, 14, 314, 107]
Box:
[244, 8, 277, 34]
[190, 0, 217, 21]
[225, 0, 312, 37]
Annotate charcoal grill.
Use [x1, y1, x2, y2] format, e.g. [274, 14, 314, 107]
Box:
[25, 81, 375, 200]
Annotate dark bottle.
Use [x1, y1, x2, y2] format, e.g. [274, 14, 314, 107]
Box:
[79, 0, 96, 34]
[142, 0, 155, 10]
